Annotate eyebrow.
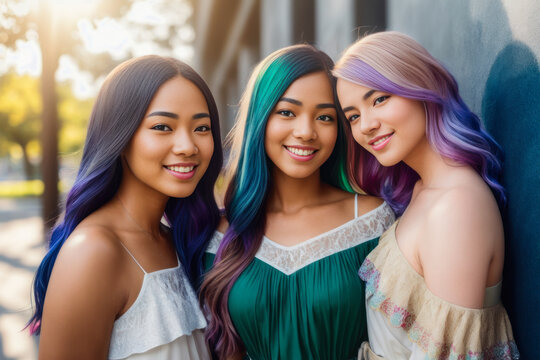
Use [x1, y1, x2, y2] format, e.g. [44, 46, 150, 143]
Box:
[193, 113, 210, 119]
[147, 111, 210, 120]
[147, 111, 178, 119]
[316, 103, 336, 109]
[363, 89, 376, 101]
[278, 98, 336, 110]
[342, 89, 377, 112]
[279, 97, 302, 106]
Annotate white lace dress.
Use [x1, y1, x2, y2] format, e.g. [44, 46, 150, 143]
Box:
[108, 247, 210, 360]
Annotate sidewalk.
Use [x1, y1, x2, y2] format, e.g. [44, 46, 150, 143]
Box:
[0, 198, 43, 360]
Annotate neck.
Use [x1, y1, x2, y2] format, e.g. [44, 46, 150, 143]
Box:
[115, 179, 169, 239]
[404, 138, 463, 189]
[268, 167, 326, 214]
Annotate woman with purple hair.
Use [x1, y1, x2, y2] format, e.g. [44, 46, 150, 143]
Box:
[29, 55, 222, 359]
[334, 31, 518, 359]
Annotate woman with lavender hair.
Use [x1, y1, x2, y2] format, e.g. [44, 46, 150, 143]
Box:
[334, 31, 518, 359]
[29, 55, 222, 359]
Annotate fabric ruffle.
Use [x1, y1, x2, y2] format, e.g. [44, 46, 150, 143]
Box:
[108, 266, 207, 359]
[359, 221, 519, 360]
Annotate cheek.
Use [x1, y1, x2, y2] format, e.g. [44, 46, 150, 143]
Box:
[127, 136, 159, 162]
[404, 107, 427, 139]
[350, 123, 365, 146]
[265, 120, 282, 141]
[325, 126, 338, 150]
[202, 138, 215, 161]
[264, 121, 286, 151]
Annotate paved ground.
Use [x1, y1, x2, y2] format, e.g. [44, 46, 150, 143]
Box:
[0, 198, 43, 360]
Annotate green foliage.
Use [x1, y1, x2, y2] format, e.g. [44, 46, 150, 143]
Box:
[0, 179, 68, 197]
[57, 83, 94, 155]
[0, 179, 42, 197]
[0, 73, 41, 152]
[0, 74, 94, 160]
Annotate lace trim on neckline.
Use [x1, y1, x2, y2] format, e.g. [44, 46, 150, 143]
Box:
[207, 202, 395, 275]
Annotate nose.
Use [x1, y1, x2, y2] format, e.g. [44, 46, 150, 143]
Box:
[172, 129, 198, 156]
[292, 115, 317, 141]
[357, 113, 380, 135]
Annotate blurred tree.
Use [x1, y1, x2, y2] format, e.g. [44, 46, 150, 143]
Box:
[1, 0, 194, 231]
[0, 75, 94, 180]
[57, 83, 93, 155]
[0, 73, 41, 180]
[1, 0, 130, 231]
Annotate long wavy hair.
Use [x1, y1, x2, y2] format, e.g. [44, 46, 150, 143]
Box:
[334, 31, 506, 215]
[200, 44, 353, 358]
[28, 55, 222, 334]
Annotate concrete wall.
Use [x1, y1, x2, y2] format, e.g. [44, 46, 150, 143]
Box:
[192, 0, 385, 134]
[387, 1, 540, 357]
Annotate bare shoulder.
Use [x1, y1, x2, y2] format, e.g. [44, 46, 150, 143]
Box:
[57, 223, 125, 277]
[427, 181, 502, 247]
[324, 184, 382, 210]
[45, 223, 127, 312]
[419, 181, 503, 308]
[356, 193, 384, 216]
[39, 223, 127, 358]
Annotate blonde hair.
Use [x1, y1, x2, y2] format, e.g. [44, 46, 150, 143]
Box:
[335, 31, 455, 99]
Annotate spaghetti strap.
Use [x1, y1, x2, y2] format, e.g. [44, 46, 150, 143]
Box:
[354, 193, 358, 219]
[119, 242, 147, 274]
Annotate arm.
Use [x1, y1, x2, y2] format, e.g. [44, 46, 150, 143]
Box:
[419, 188, 503, 308]
[38, 227, 126, 360]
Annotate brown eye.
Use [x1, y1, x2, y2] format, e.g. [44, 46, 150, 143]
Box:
[151, 124, 172, 131]
[374, 96, 390, 105]
[347, 114, 360, 122]
[277, 110, 295, 117]
[195, 125, 211, 132]
[317, 115, 334, 122]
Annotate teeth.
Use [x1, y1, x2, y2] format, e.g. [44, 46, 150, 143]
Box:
[167, 165, 195, 173]
[286, 146, 315, 156]
[373, 135, 391, 146]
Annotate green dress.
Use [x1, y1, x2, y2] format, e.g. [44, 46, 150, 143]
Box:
[205, 201, 395, 360]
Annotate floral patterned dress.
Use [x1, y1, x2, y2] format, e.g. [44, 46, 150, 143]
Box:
[358, 220, 519, 360]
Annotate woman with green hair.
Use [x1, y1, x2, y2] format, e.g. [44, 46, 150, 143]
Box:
[200, 44, 395, 359]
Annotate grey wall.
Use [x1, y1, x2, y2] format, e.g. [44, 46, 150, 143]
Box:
[388, 0, 539, 115]
[388, 1, 540, 357]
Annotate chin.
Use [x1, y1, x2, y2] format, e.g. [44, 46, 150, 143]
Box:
[373, 155, 402, 168]
[282, 166, 320, 180]
[165, 186, 198, 199]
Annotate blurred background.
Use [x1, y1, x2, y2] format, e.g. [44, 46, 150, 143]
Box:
[0, 0, 538, 359]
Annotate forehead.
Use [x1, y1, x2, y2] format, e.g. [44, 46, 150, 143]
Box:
[336, 78, 371, 101]
[280, 71, 334, 100]
[147, 76, 209, 112]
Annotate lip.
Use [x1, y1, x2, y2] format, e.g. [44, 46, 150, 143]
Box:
[163, 163, 198, 180]
[284, 145, 318, 162]
[368, 132, 394, 151]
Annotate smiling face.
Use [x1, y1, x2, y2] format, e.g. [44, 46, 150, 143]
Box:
[264, 71, 338, 180]
[122, 75, 214, 198]
[336, 78, 428, 167]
